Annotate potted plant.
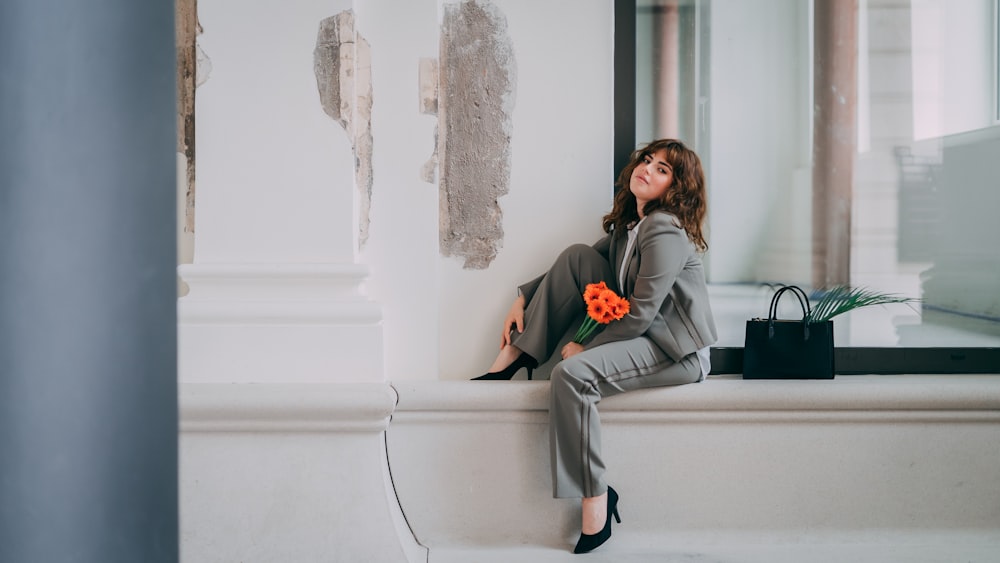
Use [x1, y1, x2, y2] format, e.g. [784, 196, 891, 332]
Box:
[807, 285, 920, 323]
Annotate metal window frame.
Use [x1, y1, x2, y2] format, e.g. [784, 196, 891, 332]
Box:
[616, 0, 1000, 376]
[709, 347, 999, 376]
[995, 0, 999, 122]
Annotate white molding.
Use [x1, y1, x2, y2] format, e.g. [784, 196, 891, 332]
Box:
[180, 263, 370, 293]
[390, 376, 1000, 425]
[177, 262, 385, 383]
[392, 410, 1000, 425]
[179, 382, 396, 433]
[391, 375, 1000, 413]
[178, 262, 381, 325]
[179, 300, 381, 325]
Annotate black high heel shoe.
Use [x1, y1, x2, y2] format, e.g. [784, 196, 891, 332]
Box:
[471, 352, 539, 380]
[573, 486, 620, 554]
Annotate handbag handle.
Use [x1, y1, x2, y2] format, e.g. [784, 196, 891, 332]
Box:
[768, 285, 811, 321]
[767, 285, 812, 340]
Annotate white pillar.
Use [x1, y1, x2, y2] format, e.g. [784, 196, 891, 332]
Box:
[179, 0, 382, 384]
[177, 1, 421, 561]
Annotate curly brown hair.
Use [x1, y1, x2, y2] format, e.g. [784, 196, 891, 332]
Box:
[601, 139, 708, 252]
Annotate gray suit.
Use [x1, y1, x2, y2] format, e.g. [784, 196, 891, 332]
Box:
[511, 211, 717, 498]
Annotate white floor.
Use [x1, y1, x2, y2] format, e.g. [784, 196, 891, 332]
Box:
[708, 284, 1000, 348]
[432, 530, 1000, 563]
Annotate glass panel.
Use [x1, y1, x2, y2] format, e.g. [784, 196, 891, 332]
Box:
[636, 0, 1000, 348]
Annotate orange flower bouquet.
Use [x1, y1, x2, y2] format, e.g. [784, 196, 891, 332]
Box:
[572, 282, 630, 343]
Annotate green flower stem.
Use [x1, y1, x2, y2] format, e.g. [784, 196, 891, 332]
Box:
[573, 317, 599, 344]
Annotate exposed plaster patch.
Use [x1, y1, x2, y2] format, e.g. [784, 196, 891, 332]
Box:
[439, 0, 517, 269]
[420, 127, 439, 184]
[315, 14, 353, 128]
[419, 58, 439, 115]
[419, 58, 439, 184]
[176, 0, 200, 234]
[314, 11, 375, 248]
[354, 38, 374, 248]
[196, 43, 212, 87]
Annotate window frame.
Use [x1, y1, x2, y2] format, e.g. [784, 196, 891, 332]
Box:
[995, 0, 1000, 122]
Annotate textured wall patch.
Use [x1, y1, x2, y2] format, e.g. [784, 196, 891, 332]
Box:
[315, 11, 374, 248]
[176, 0, 199, 234]
[419, 58, 439, 184]
[439, 0, 517, 269]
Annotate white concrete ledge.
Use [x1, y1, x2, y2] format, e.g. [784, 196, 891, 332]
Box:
[388, 375, 1000, 561]
[392, 375, 1000, 421]
[177, 377, 1000, 561]
[179, 382, 425, 562]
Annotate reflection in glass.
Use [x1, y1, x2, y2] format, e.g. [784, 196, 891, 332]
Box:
[635, 1, 700, 145]
[636, 0, 1000, 348]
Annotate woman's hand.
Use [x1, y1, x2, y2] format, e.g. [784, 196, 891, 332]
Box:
[561, 342, 584, 359]
[501, 295, 527, 348]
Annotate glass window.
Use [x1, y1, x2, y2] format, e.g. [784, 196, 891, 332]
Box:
[631, 0, 1000, 362]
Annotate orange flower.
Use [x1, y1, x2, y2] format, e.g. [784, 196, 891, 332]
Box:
[574, 281, 630, 343]
[587, 298, 610, 323]
[583, 282, 608, 304]
[597, 289, 618, 304]
[587, 289, 621, 324]
[600, 309, 616, 324]
[609, 296, 630, 320]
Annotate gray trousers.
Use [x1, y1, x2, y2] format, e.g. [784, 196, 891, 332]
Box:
[511, 244, 702, 499]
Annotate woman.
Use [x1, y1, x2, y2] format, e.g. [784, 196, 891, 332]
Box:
[473, 139, 718, 554]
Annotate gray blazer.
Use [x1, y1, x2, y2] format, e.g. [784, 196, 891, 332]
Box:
[520, 211, 717, 362]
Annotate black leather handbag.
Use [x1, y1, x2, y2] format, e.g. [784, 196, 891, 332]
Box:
[743, 285, 835, 379]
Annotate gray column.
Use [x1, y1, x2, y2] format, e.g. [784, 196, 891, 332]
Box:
[0, 1, 178, 562]
[812, 0, 858, 288]
[653, 3, 680, 140]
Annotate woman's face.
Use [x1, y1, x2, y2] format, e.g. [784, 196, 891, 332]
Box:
[629, 149, 674, 210]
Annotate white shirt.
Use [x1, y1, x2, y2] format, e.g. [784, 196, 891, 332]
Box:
[618, 218, 645, 291]
[696, 346, 711, 381]
[620, 217, 711, 381]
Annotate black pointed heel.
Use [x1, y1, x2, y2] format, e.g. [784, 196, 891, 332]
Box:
[573, 486, 620, 554]
[471, 352, 538, 380]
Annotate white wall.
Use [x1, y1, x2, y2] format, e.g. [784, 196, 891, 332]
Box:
[196, 0, 356, 264]
[187, 0, 615, 383]
[436, 0, 614, 381]
[354, 0, 441, 382]
[705, 0, 811, 283]
[361, 0, 615, 381]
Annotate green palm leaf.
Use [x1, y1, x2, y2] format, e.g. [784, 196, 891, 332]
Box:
[807, 285, 919, 323]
